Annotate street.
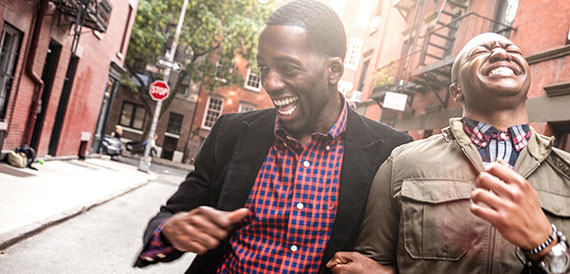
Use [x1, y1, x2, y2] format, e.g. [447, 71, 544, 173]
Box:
[0, 166, 195, 274]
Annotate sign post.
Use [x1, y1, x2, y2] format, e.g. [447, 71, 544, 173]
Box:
[138, 0, 188, 172]
[138, 81, 170, 172]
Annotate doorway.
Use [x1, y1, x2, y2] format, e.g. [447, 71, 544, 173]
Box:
[48, 55, 79, 156]
[30, 40, 61, 150]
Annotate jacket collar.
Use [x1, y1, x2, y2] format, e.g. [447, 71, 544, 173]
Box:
[445, 118, 554, 175]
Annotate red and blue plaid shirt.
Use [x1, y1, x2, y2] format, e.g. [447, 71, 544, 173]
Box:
[463, 118, 531, 168]
[140, 103, 348, 273]
[217, 103, 347, 273]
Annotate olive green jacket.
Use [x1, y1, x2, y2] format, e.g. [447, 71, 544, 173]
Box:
[356, 118, 570, 274]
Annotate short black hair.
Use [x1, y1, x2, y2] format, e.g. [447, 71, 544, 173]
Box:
[265, 0, 347, 60]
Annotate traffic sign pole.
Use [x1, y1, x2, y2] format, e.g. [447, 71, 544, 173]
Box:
[138, 0, 188, 172]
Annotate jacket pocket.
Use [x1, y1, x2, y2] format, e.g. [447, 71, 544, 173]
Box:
[400, 179, 473, 261]
[537, 191, 570, 217]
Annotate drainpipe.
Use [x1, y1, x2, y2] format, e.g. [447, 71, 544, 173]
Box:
[22, 0, 48, 146]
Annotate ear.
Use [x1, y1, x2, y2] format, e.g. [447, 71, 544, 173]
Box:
[327, 57, 344, 85]
[449, 82, 464, 104]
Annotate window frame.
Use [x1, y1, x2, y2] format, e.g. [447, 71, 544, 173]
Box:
[166, 112, 183, 136]
[201, 96, 224, 130]
[244, 69, 261, 92]
[118, 101, 146, 130]
[344, 37, 364, 71]
[238, 103, 256, 113]
[0, 23, 23, 120]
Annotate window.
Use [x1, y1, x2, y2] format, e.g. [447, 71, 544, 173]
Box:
[338, 80, 354, 97]
[244, 69, 261, 92]
[176, 73, 191, 96]
[119, 102, 146, 130]
[215, 59, 227, 83]
[119, 5, 134, 55]
[202, 96, 224, 129]
[345, 38, 363, 71]
[0, 23, 22, 120]
[493, 0, 519, 37]
[357, 60, 370, 92]
[166, 112, 183, 135]
[239, 103, 255, 113]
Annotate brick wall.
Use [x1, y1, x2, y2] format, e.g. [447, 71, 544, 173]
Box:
[0, 0, 138, 157]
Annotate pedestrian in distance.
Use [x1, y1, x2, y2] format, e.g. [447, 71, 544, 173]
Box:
[134, 0, 412, 273]
[327, 33, 570, 274]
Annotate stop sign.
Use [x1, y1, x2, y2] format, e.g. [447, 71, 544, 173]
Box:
[148, 80, 170, 101]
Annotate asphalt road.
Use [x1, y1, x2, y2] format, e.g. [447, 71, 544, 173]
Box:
[0, 173, 195, 274]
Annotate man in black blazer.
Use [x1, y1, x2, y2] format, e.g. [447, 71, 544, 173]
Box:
[134, 1, 412, 273]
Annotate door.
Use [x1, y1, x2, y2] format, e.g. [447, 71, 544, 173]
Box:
[48, 55, 79, 156]
[30, 40, 61, 150]
[91, 76, 118, 153]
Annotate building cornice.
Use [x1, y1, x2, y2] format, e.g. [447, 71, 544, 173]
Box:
[543, 81, 570, 97]
[526, 44, 570, 65]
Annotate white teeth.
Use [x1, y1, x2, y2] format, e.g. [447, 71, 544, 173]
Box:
[489, 67, 514, 76]
[272, 96, 299, 107]
[278, 105, 297, 116]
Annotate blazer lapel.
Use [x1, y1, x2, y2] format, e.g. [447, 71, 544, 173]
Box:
[323, 108, 386, 262]
[217, 110, 276, 211]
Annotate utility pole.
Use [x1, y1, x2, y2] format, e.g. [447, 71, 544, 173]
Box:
[138, 0, 189, 172]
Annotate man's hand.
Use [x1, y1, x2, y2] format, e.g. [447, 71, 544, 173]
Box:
[162, 206, 249, 254]
[470, 160, 551, 250]
[326, 252, 396, 274]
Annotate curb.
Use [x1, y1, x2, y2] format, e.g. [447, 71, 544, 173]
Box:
[0, 176, 156, 250]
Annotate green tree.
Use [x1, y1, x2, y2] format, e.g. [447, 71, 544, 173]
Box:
[122, 0, 277, 134]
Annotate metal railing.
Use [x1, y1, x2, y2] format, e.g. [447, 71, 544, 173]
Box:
[371, 11, 514, 96]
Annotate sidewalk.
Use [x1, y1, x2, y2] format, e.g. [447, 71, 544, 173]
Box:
[0, 156, 156, 250]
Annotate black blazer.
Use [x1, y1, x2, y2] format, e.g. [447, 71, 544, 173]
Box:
[135, 107, 412, 273]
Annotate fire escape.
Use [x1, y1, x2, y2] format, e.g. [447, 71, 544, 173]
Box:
[371, 0, 514, 125]
[50, 0, 113, 53]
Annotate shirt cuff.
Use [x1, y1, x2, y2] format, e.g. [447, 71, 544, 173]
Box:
[139, 221, 175, 262]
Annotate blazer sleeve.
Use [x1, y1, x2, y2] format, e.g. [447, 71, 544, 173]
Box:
[354, 155, 399, 266]
[134, 114, 226, 267]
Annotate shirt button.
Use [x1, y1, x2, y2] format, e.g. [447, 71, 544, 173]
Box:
[296, 203, 304, 210]
[303, 160, 310, 167]
[290, 245, 298, 252]
[481, 142, 487, 146]
[500, 132, 507, 139]
[325, 145, 331, 151]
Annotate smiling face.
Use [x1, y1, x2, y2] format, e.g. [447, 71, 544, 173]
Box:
[256, 25, 343, 139]
[451, 33, 531, 112]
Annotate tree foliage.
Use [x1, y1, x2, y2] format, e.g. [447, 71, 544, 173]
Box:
[122, 0, 277, 133]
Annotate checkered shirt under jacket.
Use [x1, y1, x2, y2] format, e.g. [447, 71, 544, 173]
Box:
[217, 104, 348, 274]
[462, 118, 531, 167]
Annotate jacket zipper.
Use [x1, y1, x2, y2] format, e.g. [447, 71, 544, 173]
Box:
[487, 227, 496, 273]
[461, 147, 496, 273]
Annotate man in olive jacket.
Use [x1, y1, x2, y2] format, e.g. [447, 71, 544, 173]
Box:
[328, 33, 570, 274]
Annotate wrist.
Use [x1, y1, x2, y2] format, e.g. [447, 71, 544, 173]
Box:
[522, 224, 557, 259]
[526, 226, 570, 274]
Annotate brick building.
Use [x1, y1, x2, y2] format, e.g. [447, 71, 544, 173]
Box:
[352, 0, 570, 153]
[0, 0, 138, 158]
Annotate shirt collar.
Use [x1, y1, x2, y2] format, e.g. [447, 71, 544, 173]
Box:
[274, 96, 348, 146]
[462, 118, 531, 152]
